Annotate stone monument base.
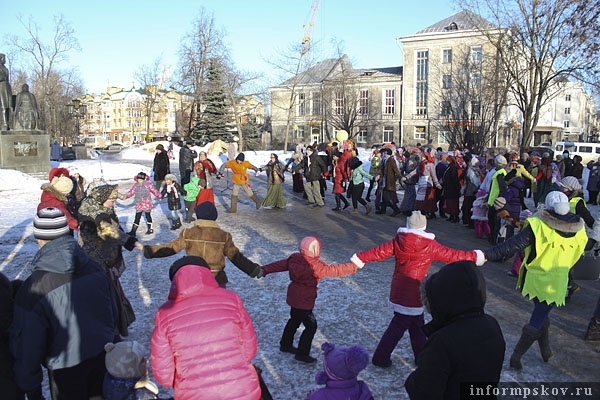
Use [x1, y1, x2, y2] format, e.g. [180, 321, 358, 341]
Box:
[0, 130, 50, 176]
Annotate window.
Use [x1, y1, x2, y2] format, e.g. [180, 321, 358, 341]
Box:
[416, 50, 429, 116]
[414, 126, 426, 140]
[297, 93, 306, 116]
[441, 100, 452, 116]
[312, 92, 322, 115]
[357, 128, 368, 144]
[565, 94, 571, 102]
[383, 126, 394, 143]
[383, 89, 395, 115]
[438, 131, 449, 144]
[442, 74, 452, 89]
[442, 49, 452, 64]
[564, 107, 571, 115]
[335, 92, 344, 115]
[359, 90, 369, 115]
[295, 125, 305, 139]
[471, 100, 481, 115]
[471, 46, 483, 63]
[563, 121, 570, 128]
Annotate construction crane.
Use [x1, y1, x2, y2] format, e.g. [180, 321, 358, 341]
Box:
[283, 0, 321, 153]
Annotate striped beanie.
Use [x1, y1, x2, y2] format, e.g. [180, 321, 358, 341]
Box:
[33, 208, 70, 240]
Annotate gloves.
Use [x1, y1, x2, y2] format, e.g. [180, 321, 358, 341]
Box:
[255, 268, 265, 279]
[350, 254, 365, 269]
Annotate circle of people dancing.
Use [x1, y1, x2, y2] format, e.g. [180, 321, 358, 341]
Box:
[1, 137, 599, 400]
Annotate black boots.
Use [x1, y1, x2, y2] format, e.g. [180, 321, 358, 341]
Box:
[128, 223, 138, 236]
[145, 223, 153, 235]
[170, 218, 181, 230]
[332, 197, 342, 211]
[538, 319, 553, 362]
[510, 324, 548, 370]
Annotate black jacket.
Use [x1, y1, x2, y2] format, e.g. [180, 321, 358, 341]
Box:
[10, 236, 118, 392]
[179, 146, 197, 173]
[405, 261, 505, 400]
[153, 150, 170, 181]
[162, 182, 184, 211]
[294, 152, 327, 182]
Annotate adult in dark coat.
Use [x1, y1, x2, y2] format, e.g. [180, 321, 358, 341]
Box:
[178, 141, 197, 187]
[11, 208, 118, 398]
[1, 273, 24, 399]
[375, 148, 402, 216]
[442, 157, 461, 223]
[405, 260, 505, 400]
[293, 146, 328, 207]
[152, 143, 170, 190]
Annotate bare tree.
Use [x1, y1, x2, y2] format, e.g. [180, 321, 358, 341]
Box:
[135, 57, 167, 142]
[428, 44, 511, 153]
[461, 0, 600, 151]
[175, 8, 227, 139]
[5, 14, 83, 140]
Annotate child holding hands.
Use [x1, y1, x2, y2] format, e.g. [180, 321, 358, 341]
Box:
[261, 236, 360, 363]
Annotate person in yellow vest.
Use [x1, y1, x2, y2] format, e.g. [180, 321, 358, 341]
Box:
[487, 155, 509, 244]
[482, 191, 587, 370]
[217, 153, 262, 213]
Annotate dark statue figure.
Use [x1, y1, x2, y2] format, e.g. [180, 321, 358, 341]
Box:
[0, 53, 12, 130]
[13, 83, 39, 130]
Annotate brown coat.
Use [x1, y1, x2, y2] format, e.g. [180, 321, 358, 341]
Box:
[143, 220, 260, 286]
[379, 156, 403, 192]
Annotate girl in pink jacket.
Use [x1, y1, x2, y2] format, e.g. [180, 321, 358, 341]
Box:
[261, 236, 359, 363]
[124, 172, 161, 236]
[350, 211, 484, 367]
[151, 256, 260, 400]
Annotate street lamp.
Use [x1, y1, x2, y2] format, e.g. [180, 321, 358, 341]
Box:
[67, 99, 87, 143]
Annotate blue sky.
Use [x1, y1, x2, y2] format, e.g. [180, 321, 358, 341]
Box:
[2, 0, 459, 94]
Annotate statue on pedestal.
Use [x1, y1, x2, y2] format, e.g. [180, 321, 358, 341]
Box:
[13, 83, 39, 130]
[0, 53, 12, 130]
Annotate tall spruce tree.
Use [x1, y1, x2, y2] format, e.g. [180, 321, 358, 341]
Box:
[192, 58, 233, 144]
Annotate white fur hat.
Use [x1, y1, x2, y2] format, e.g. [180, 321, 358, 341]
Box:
[545, 191, 570, 216]
[407, 211, 427, 231]
[51, 176, 74, 195]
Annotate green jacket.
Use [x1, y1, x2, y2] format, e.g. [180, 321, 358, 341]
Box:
[183, 176, 200, 202]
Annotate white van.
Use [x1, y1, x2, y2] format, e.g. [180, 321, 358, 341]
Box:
[554, 141, 600, 164]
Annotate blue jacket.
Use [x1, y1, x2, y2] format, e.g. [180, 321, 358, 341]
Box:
[10, 235, 118, 392]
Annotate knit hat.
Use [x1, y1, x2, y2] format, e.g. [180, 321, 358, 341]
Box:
[195, 201, 218, 221]
[236, 153, 245, 162]
[136, 172, 147, 180]
[495, 155, 507, 168]
[104, 341, 148, 379]
[349, 157, 362, 170]
[33, 208, 70, 240]
[164, 173, 177, 182]
[300, 236, 321, 258]
[50, 175, 74, 195]
[155, 144, 164, 151]
[169, 256, 211, 281]
[558, 176, 582, 192]
[333, 151, 343, 158]
[406, 211, 427, 231]
[494, 196, 507, 211]
[545, 191, 570, 215]
[315, 342, 369, 384]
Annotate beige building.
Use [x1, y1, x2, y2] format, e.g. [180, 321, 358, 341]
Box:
[268, 55, 402, 149]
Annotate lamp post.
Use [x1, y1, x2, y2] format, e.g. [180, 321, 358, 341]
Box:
[66, 99, 87, 143]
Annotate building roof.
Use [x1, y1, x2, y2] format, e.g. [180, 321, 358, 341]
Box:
[270, 55, 402, 88]
[412, 9, 495, 35]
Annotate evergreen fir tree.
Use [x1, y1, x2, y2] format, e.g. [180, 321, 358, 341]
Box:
[192, 58, 234, 144]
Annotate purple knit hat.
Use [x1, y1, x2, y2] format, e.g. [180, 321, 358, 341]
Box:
[315, 342, 369, 384]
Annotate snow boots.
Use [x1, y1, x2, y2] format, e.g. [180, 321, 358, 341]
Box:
[538, 319, 553, 362]
[128, 223, 138, 237]
[145, 223, 153, 235]
[226, 196, 238, 213]
[510, 324, 543, 370]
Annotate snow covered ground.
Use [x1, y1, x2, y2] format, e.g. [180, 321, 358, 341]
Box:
[1, 143, 598, 399]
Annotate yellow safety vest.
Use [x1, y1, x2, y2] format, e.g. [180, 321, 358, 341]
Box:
[487, 169, 507, 206]
[569, 197, 586, 214]
[520, 217, 587, 306]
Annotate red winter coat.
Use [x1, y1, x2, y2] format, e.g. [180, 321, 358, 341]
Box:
[38, 167, 78, 229]
[151, 265, 260, 400]
[352, 228, 483, 314]
[262, 253, 357, 310]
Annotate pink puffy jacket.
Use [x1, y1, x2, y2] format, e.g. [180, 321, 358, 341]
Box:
[151, 265, 260, 400]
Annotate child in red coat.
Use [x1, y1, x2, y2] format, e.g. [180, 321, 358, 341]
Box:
[261, 236, 359, 363]
[350, 211, 485, 367]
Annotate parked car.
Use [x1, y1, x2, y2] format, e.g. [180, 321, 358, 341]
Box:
[61, 146, 76, 160]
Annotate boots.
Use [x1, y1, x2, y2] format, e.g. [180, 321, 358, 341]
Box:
[341, 196, 350, 210]
[332, 197, 342, 211]
[170, 218, 181, 230]
[128, 223, 138, 236]
[510, 324, 541, 370]
[365, 204, 372, 215]
[251, 194, 262, 209]
[226, 196, 238, 213]
[145, 223, 153, 235]
[584, 318, 600, 341]
[538, 319, 553, 362]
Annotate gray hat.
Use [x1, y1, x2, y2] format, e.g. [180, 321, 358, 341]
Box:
[495, 155, 507, 168]
[33, 208, 70, 240]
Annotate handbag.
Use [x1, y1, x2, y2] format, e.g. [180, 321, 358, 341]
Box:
[571, 251, 600, 280]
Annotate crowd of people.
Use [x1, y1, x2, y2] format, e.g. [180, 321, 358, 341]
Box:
[0, 138, 599, 399]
